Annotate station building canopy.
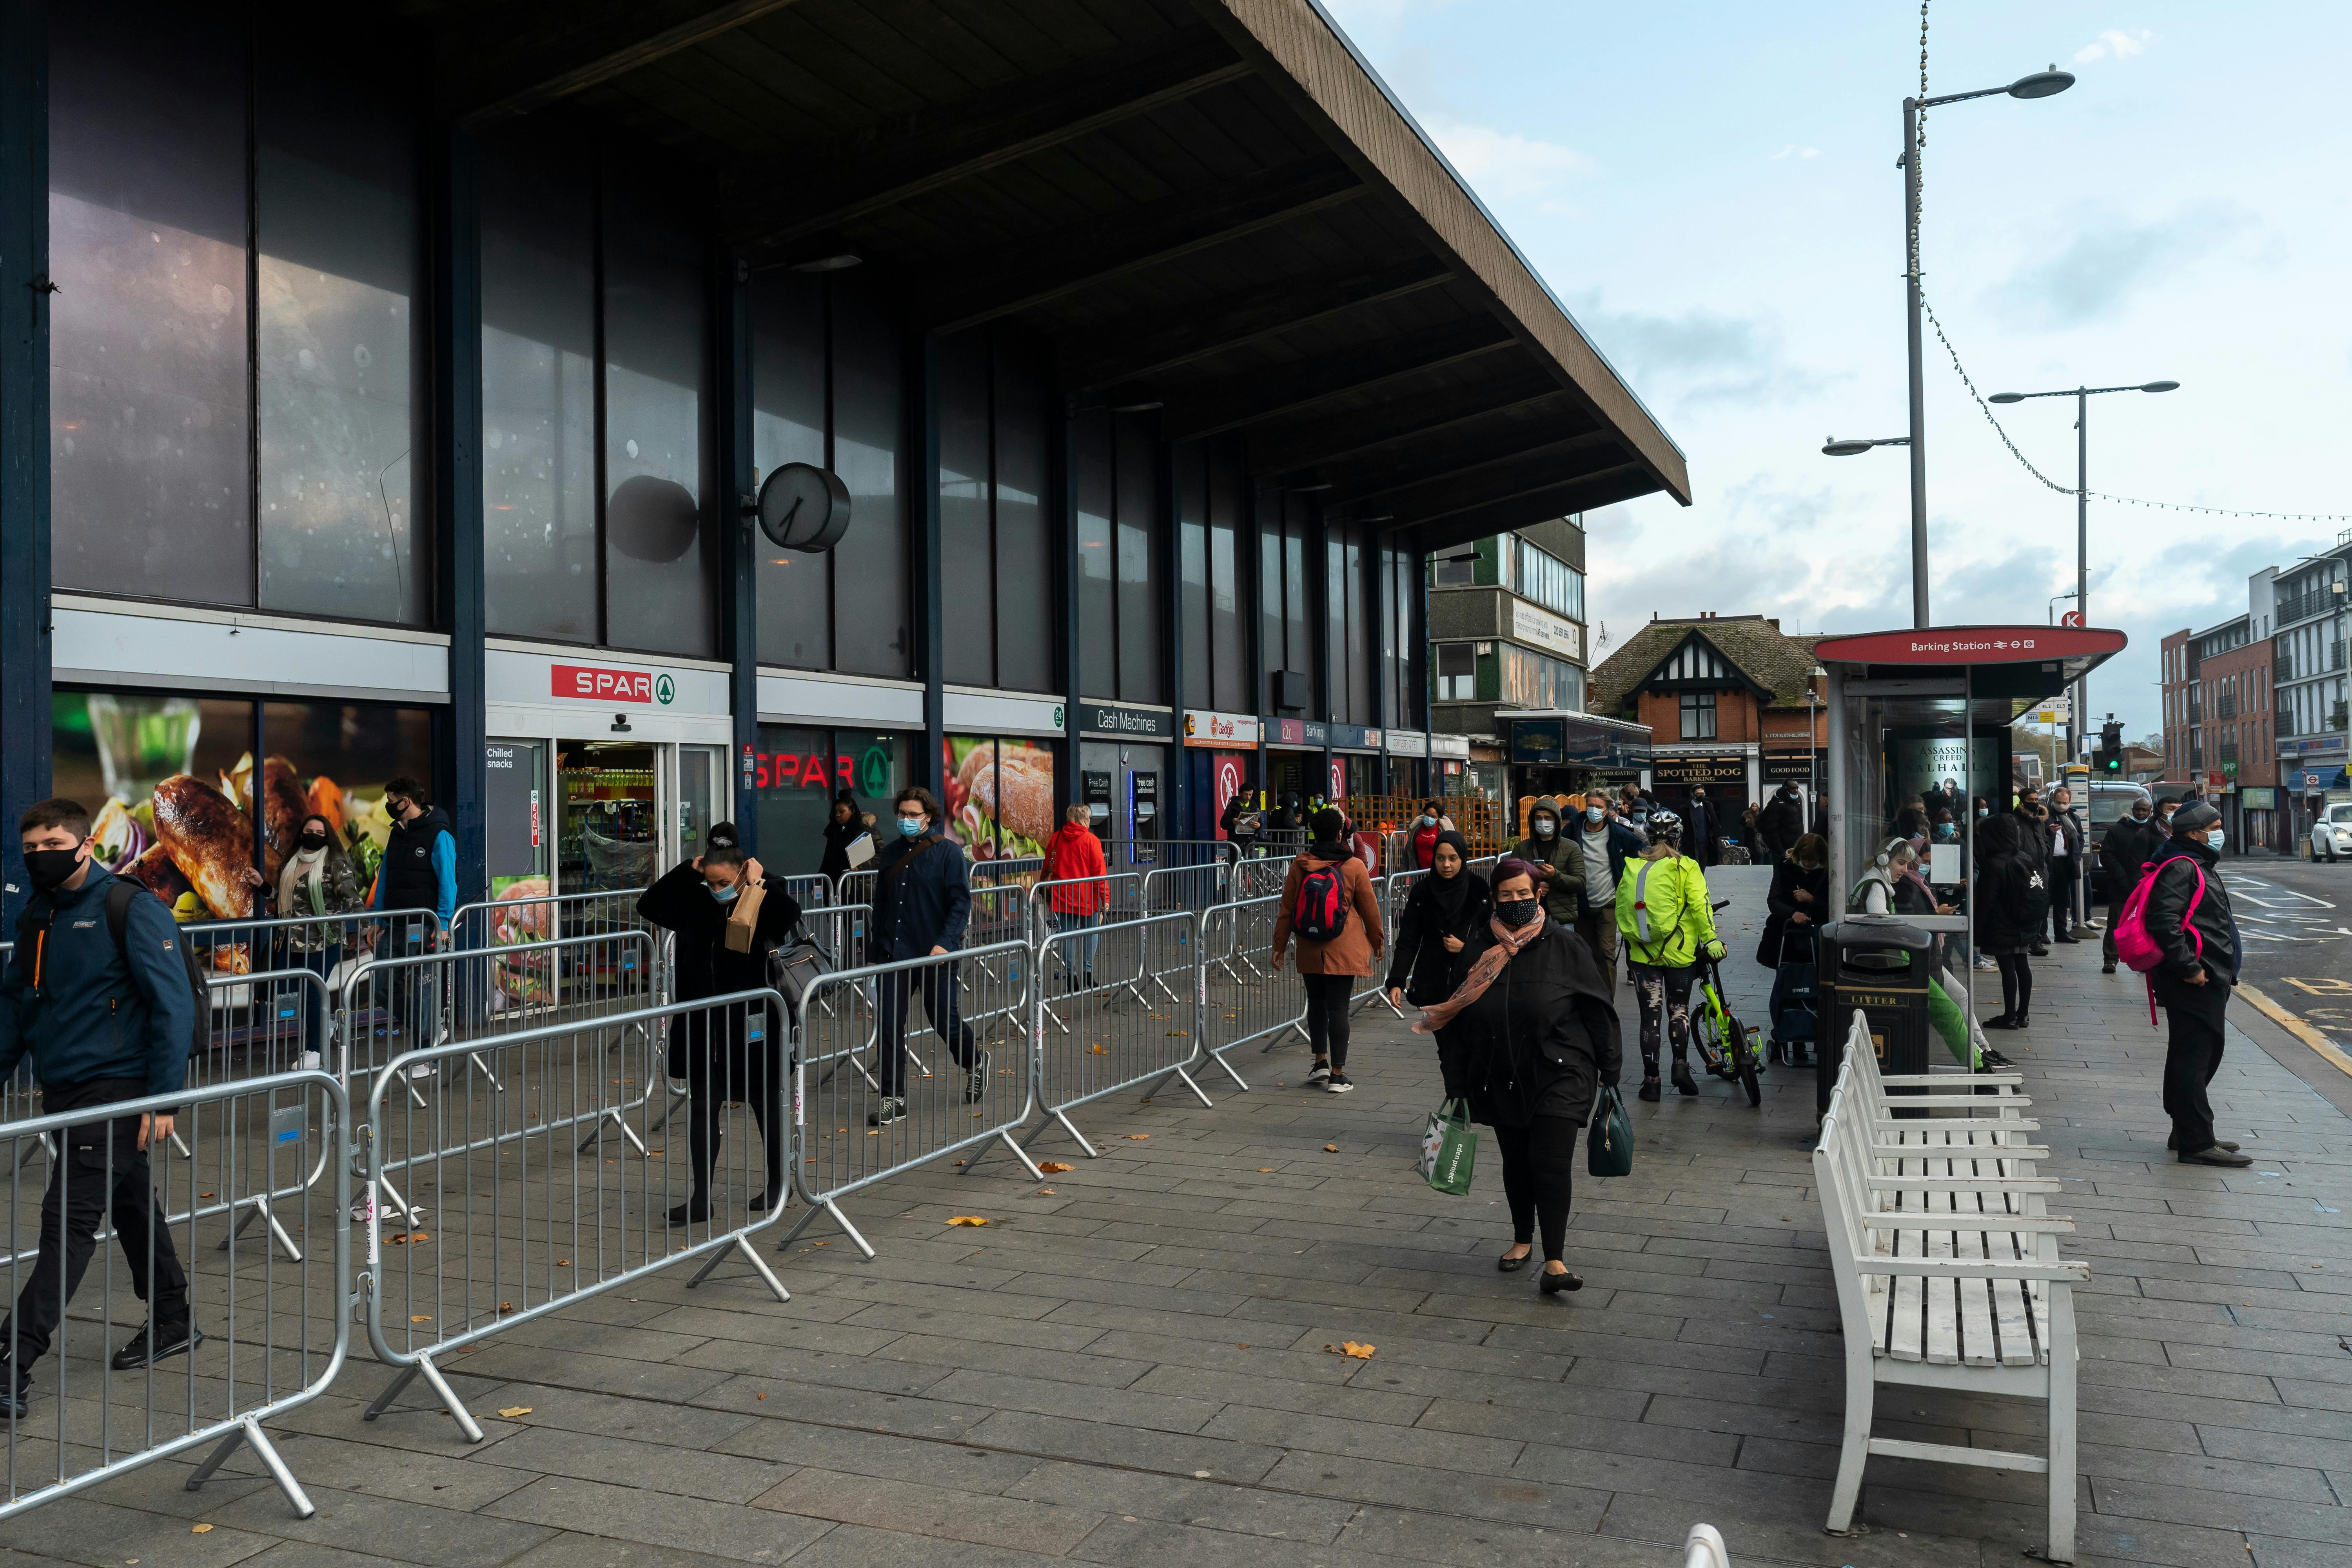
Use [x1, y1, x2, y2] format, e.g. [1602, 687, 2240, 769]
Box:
[1812, 626, 2126, 702]
[417, 0, 1691, 549]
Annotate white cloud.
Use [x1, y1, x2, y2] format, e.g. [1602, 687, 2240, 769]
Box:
[1422, 115, 1593, 201]
[2075, 28, 2154, 62]
[1769, 145, 1820, 161]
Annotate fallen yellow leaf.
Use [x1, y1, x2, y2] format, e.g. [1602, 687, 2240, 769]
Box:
[1037, 1189, 1056, 1195]
[946, 1216, 989, 1227]
[1124, 1134, 1150, 1140]
[498, 1302, 515, 1313]
[190, 1524, 213, 1535]
[410, 1315, 433, 1323]
[556, 1259, 570, 1267]
[1323, 1144, 1340, 1152]
[1089, 1045, 1108, 1055]
[497, 1406, 533, 1418]
[1325, 1342, 1376, 1359]
[1038, 1161, 1074, 1173]
[1258, 1168, 1273, 1172]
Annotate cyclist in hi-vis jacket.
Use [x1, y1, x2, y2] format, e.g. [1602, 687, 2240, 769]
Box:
[1614, 810, 1723, 1102]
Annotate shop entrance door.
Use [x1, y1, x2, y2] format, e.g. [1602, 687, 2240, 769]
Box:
[557, 741, 661, 894]
[674, 744, 726, 866]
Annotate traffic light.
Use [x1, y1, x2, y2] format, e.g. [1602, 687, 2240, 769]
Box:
[2098, 717, 2124, 775]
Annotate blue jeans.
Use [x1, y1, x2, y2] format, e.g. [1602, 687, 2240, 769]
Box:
[1054, 912, 1101, 981]
[291, 942, 339, 1064]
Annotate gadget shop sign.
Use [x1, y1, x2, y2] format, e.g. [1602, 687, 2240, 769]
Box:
[552, 663, 676, 706]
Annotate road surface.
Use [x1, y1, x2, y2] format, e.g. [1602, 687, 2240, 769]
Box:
[2206, 849, 2352, 1107]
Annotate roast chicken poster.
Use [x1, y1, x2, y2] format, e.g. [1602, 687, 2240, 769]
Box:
[52, 691, 424, 924]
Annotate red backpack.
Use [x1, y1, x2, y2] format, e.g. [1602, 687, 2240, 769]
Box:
[1291, 858, 1350, 943]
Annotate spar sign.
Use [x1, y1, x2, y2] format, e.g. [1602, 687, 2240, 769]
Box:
[552, 663, 676, 706]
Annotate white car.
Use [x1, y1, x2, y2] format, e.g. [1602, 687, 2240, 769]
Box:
[2310, 804, 2352, 862]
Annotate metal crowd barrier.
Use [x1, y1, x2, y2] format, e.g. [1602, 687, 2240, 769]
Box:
[777, 872, 832, 910]
[0, 1067, 350, 1522]
[969, 855, 1045, 889]
[361, 989, 793, 1441]
[1198, 895, 1307, 1087]
[1027, 872, 1143, 956]
[1140, 858, 1230, 916]
[836, 868, 877, 909]
[1234, 854, 1296, 902]
[1030, 911, 1211, 1155]
[781, 940, 1042, 1258]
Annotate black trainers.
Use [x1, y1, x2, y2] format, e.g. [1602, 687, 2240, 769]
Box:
[867, 1096, 907, 1127]
[965, 1049, 991, 1105]
[1671, 1062, 1699, 1096]
[1637, 1077, 1662, 1102]
[110, 1321, 203, 1371]
[1325, 1072, 1355, 1094]
[0, 1359, 28, 1418]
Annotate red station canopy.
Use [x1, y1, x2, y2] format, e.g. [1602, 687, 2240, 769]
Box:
[1813, 625, 2125, 683]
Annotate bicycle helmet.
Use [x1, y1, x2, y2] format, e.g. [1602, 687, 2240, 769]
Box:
[1645, 809, 1684, 845]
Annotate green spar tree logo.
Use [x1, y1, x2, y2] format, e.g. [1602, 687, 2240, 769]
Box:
[654, 674, 675, 706]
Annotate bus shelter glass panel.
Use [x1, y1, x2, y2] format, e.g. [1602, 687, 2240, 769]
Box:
[1833, 688, 1989, 997]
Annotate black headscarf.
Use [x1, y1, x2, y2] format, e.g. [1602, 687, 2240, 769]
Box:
[1423, 830, 1477, 922]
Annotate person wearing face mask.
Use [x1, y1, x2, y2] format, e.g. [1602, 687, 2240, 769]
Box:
[1511, 798, 1586, 931]
[1409, 800, 1454, 870]
[1762, 833, 1829, 1063]
[2141, 803, 2249, 1167]
[867, 787, 990, 1126]
[1975, 804, 2050, 1032]
[267, 813, 367, 1062]
[1757, 782, 1805, 864]
[0, 799, 202, 1412]
[2045, 784, 2085, 944]
[1272, 808, 1387, 1093]
[2151, 795, 2178, 839]
[639, 842, 802, 1224]
[371, 777, 456, 930]
[1683, 787, 1721, 869]
[1575, 791, 1641, 988]
[818, 790, 875, 881]
[1615, 811, 1723, 1100]
[1043, 802, 1111, 991]
[2098, 797, 2163, 975]
[1415, 858, 1621, 1294]
[1385, 831, 1488, 1011]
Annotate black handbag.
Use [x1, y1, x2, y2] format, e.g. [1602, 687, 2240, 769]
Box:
[768, 918, 836, 1024]
[1586, 1086, 1633, 1178]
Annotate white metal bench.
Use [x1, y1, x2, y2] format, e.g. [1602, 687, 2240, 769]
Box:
[1815, 1011, 2088, 1563]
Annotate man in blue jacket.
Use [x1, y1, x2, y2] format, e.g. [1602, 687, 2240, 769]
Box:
[867, 787, 987, 1126]
[371, 777, 455, 1068]
[0, 799, 200, 1412]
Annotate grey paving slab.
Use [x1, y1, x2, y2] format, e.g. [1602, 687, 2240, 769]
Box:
[19, 868, 2352, 1567]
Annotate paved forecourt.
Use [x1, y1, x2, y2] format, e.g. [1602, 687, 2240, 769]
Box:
[7, 868, 2348, 1568]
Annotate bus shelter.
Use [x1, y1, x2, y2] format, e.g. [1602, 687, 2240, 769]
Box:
[1812, 625, 2128, 1014]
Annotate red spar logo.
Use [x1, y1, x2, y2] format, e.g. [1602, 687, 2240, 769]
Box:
[552, 664, 655, 704]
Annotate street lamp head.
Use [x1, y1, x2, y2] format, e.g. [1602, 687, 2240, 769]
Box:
[1822, 438, 1877, 457]
[2140, 380, 2180, 394]
[1987, 392, 2026, 405]
[2007, 67, 2075, 100]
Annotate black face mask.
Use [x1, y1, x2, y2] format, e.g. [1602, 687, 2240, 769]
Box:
[1494, 897, 1540, 929]
[23, 848, 82, 893]
[297, 831, 328, 854]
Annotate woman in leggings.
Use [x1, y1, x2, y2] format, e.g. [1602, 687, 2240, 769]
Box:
[1613, 811, 1724, 1101]
[1975, 817, 2046, 1031]
[1417, 859, 1621, 1292]
[1270, 807, 1386, 1093]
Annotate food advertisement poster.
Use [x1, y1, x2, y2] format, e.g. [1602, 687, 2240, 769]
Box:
[944, 736, 1055, 863]
[52, 691, 428, 925]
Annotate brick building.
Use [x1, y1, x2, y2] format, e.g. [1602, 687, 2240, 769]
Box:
[2159, 616, 2281, 849]
[1592, 612, 1825, 826]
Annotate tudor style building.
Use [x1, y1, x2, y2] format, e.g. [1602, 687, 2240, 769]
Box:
[1591, 612, 1825, 822]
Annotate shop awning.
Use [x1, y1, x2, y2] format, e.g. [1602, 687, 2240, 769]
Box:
[406, 0, 1689, 548]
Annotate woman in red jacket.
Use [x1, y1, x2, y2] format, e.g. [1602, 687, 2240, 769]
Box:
[1043, 804, 1111, 990]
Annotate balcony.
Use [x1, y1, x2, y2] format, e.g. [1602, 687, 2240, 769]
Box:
[2217, 693, 2238, 720]
[2278, 587, 2343, 625]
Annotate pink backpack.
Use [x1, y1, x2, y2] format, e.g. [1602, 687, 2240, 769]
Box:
[2113, 851, 2205, 1024]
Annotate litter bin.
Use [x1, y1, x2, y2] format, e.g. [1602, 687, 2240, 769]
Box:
[1816, 917, 1934, 1122]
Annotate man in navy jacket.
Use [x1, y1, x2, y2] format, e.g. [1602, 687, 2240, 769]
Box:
[867, 787, 987, 1125]
[0, 799, 200, 1411]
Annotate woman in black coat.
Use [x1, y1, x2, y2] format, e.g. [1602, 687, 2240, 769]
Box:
[818, 790, 873, 881]
[1758, 832, 1829, 969]
[1384, 830, 1489, 1009]
[1417, 858, 1622, 1295]
[1973, 829, 2047, 1031]
[638, 846, 802, 1226]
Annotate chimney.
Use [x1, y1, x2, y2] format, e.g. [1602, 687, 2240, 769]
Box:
[1766, 617, 1781, 630]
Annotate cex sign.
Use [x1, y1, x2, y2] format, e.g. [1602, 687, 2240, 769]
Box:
[552, 663, 675, 706]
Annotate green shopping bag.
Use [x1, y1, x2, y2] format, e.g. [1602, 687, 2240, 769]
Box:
[1586, 1086, 1633, 1178]
[1418, 1099, 1477, 1196]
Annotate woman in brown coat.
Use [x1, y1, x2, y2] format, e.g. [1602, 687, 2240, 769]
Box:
[1271, 808, 1387, 1093]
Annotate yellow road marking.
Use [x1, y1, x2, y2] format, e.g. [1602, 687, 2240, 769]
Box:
[2238, 982, 2352, 1080]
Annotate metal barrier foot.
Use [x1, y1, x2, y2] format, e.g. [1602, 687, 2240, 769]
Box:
[1205, 1050, 1252, 1091]
[364, 1355, 485, 1442]
[463, 1051, 506, 1092]
[775, 1198, 877, 1259]
[1141, 1062, 1215, 1110]
[1261, 1020, 1312, 1054]
[687, 1232, 792, 1301]
[964, 1127, 1049, 1181]
[185, 1414, 316, 1519]
[221, 1194, 305, 1262]
[1022, 1109, 1102, 1160]
[574, 1106, 652, 1157]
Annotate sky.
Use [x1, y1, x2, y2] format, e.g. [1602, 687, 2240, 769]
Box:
[1319, 0, 2352, 743]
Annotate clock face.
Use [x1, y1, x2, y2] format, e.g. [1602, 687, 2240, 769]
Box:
[756, 463, 852, 551]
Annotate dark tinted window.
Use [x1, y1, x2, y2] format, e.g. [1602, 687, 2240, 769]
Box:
[993, 340, 1054, 693]
[751, 270, 828, 668]
[1115, 415, 1160, 704]
[1075, 412, 1114, 699]
[1178, 446, 1209, 708]
[831, 281, 907, 677]
[938, 329, 994, 683]
[1208, 445, 1245, 713]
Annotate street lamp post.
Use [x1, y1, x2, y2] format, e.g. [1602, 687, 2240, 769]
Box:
[1884, 65, 2074, 629]
[1989, 379, 2179, 766]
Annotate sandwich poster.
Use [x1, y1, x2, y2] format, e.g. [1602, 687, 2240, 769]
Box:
[944, 737, 1056, 863]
